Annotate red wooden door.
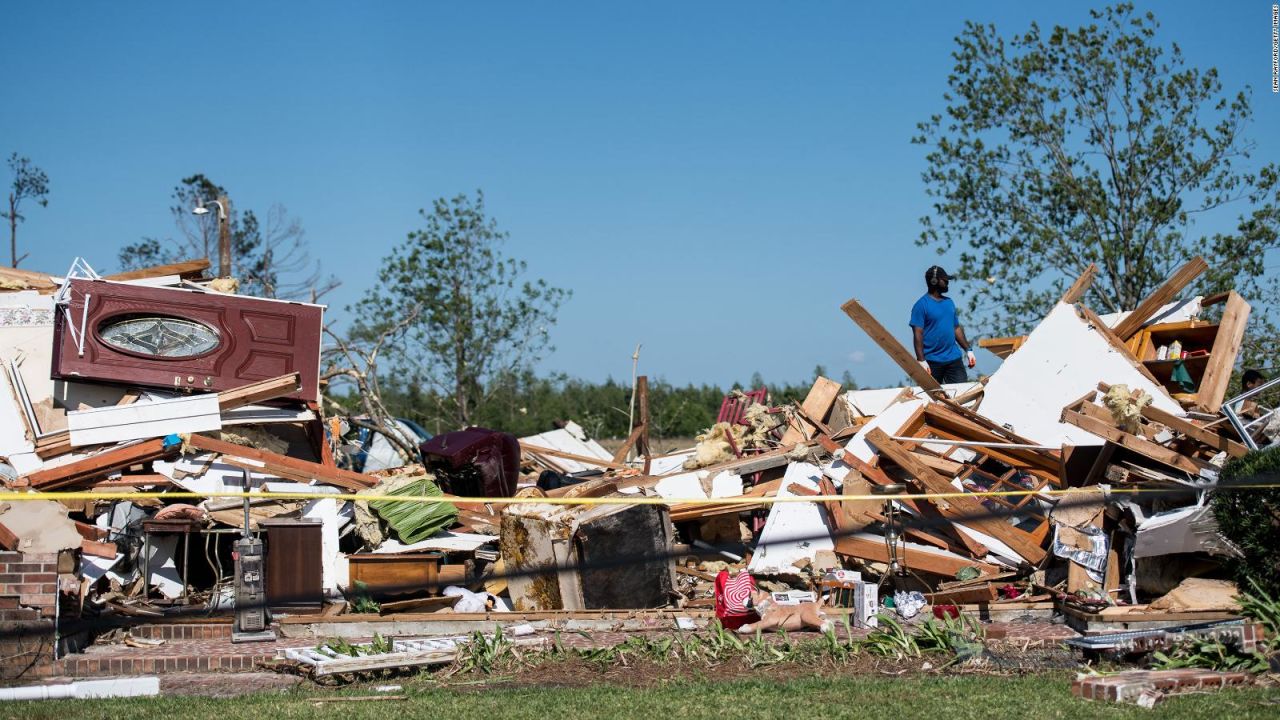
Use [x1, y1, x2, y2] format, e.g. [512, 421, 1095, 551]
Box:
[52, 279, 323, 401]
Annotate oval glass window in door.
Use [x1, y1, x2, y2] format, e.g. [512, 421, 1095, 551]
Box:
[98, 315, 221, 358]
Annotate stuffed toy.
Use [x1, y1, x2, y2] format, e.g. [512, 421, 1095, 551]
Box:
[736, 588, 832, 634]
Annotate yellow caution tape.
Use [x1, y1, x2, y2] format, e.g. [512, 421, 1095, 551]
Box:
[0, 484, 1272, 505]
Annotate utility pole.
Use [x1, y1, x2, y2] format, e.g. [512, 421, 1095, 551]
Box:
[217, 195, 232, 278]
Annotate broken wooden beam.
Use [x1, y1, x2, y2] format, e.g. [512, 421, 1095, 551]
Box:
[834, 533, 1003, 578]
[1061, 263, 1099, 304]
[780, 376, 842, 445]
[218, 372, 303, 411]
[187, 434, 376, 491]
[23, 437, 181, 491]
[1096, 382, 1248, 458]
[1058, 406, 1206, 475]
[1196, 291, 1250, 414]
[841, 298, 943, 394]
[104, 258, 211, 282]
[1110, 256, 1208, 341]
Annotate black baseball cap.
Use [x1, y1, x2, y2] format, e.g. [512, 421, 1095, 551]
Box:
[925, 266, 951, 286]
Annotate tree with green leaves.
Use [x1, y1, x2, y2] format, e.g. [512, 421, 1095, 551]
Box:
[118, 174, 336, 300]
[914, 4, 1279, 366]
[2, 153, 50, 268]
[346, 190, 570, 430]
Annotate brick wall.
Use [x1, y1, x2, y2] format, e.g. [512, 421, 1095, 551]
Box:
[0, 551, 62, 680]
[0, 551, 58, 621]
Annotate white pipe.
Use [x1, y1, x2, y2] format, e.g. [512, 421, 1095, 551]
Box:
[0, 677, 159, 702]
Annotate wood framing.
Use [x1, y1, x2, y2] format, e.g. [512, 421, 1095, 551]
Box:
[1058, 403, 1205, 475]
[866, 428, 1047, 563]
[610, 424, 646, 465]
[1077, 304, 1166, 389]
[840, 298, 943, 393]
[834, 534, 1002, 578]
[1096, 382, 1248, 458]
[1111, 256, 1208, 341]
[780, 376, 842, 445]
[1196, 291, 1251, 414]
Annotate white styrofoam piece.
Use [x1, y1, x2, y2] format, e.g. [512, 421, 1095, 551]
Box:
[373, 531, 499, 554]
[68, 393, 221, 447]
[710, 471, 744, 498]
[978, 303, 1184, 446]
[844, 382, 976, 417]
[81, 552, 123, 584]
[648, 451, 695, 475]
[653, 472, 704, 499]
[748, 462, 834, 575]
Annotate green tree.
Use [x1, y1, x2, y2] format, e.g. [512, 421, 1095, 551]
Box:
[351, 190, 570, 430]
[2, 153, 50, 268]
[914, 4, 1279, 365]
[118, 174, 335, 299]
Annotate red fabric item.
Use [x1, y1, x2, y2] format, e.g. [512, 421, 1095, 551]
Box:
[714, 569, 758, 630]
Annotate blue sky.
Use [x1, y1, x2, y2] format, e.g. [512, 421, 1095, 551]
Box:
[3, 2, 1276, 389]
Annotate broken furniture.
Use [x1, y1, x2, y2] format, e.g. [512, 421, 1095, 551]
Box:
[421, 427, 520, 498]
[347, 552, 444, 599]
[261, 519, 323, 612]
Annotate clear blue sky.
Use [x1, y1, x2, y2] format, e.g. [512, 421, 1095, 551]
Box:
[3, 2, 1276, 389]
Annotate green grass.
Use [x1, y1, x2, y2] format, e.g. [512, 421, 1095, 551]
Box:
[5, 674, 1279, 720]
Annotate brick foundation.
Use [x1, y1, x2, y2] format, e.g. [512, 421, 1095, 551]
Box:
[1072, 669, 1253, 704]
[0, 551, 59, 621]
[0, 551, 64, 680]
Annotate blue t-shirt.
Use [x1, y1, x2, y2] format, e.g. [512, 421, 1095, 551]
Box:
[910, 294, 962, 363]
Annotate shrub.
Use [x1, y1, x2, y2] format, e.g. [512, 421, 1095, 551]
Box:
[1211, 446, 1280, 597]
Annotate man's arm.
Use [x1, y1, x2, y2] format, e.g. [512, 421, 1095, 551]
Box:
[913, 326, 926, 361]
[955, 324, 976, 368]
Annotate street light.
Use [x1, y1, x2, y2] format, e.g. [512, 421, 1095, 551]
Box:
[192, 196, 231, 278]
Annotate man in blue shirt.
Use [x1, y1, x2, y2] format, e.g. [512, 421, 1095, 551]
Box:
[910, 266, 976, 384]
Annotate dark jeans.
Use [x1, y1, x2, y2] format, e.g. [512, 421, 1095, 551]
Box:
[929, 357, 968, 384]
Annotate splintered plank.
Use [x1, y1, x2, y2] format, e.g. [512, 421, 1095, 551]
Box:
[1061, 263, 1099, 304]
[23, 437, 179, 491]
[1196, 291, 1251, 414]
[780, 376, 843, 445]
[217, 372, 303, 411]
[1110, 256, 1208, 341]
[841, 298, 942, 393]
[866, 428, 1046, 564]
[187, 434, 375, 491]
[104, 258, 211, 282]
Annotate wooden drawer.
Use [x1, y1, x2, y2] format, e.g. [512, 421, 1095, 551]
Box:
[347, 553, 444, 598]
